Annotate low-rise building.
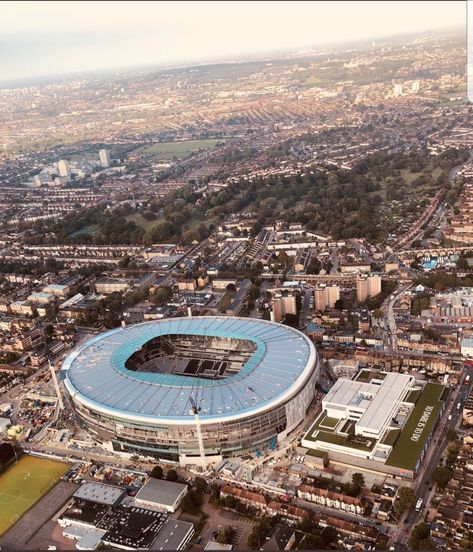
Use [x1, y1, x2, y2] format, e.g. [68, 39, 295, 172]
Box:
[95, 278, 131, 294]
[150, 519, 194, 550]
[27, 292, 55, 304]
[220, 485, 267, 510]
[461, 338, 473, 358]
[73, 481, 127, 507]
[297, 485, 364, 515]
[135, 478, 188, 513]
[266, 501, 310, 524]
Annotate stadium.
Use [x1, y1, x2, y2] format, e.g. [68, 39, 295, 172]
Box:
[62, 316, 319, 466]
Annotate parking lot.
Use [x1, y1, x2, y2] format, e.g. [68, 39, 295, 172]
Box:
[196, 496, 257, 549]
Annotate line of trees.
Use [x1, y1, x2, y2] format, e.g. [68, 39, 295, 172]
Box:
[21, 148, 469, 247]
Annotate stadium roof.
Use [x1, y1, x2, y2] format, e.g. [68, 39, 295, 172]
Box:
[62, 316, 316, 425]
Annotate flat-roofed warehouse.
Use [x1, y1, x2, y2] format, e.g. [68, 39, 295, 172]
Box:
[73, 481, 126, 507]
[135, 478, 188, 513]
[150, 519, 195, 550]
[62, 316, 320, 467]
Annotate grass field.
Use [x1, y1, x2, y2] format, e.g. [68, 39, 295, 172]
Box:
[386, 382, 446, 470]
[0, 455, 68, 536]
[70, 225, 98, 238]
[125, 212, 164, 232]
[133, 139, 221, 160]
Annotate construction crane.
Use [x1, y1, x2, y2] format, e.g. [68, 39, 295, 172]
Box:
[189, 395, 207, 471]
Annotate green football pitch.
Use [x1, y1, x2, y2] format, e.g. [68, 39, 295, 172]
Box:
[0, 455, 68, 536]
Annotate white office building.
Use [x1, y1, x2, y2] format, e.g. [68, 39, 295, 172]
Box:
[322, 373, 414, 440]
[99, 149, 111, 168]
[58, 159, 71, 178]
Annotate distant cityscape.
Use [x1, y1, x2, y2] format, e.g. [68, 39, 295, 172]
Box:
[0, 19, 472, 552]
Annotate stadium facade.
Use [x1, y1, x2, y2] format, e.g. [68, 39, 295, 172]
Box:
[62, 317, 319, 466]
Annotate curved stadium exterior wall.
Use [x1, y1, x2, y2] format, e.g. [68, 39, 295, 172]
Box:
[62, 316, 319, 465]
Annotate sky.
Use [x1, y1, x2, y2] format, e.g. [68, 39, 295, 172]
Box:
[0, 1, 466, 83]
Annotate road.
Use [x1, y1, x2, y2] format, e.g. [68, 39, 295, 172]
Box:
[299, 286, 313, 329]
[329, 246, 339, 274]
[350, 240, 373, 265]
[447, 149, 473, 185]
[383, 282, 412, 353]
[392, 372, 471, 546]
[399, 149, 473, 251]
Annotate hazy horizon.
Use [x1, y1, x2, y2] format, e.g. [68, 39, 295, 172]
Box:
[0, 0, 466, 85]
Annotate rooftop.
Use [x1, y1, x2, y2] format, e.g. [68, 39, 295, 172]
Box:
[323, 372, 413, 434]
[151, 519, 195, 550]
[204, 542, 234, 550]
[99, 506, 168, 550]
[386, 382, 447, 470]
[62, 316, 316, 423]
[62, 525, 107, 550]
[135, 478, 187, 507]
[73, 481, 126, 506]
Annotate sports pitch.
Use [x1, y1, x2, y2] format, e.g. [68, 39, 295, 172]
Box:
[0, 455, 68, 536]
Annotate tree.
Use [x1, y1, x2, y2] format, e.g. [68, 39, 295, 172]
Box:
[299, 534, 322, 549]
[44, 324, 54, 339]
[306, 259, 321, 275]
[446, 429, 458, 442]
[217, 526, 235, 545]
[445, 188, 458, 205]
[408, 522, 434, 550]
[119, 256, 131, 268]
[182, 229, 200, 244]
[457, 255, 469, 270]
[210, 482, 220, 501]
[247, 284, 260, 302]
[45, 303, 58, 322]
[283, 313, 299, 328]
[247, 517, 272, 549]
[349, 472, 365, 496]
[223, 495, 236, 509]
[146, 220, 174, 243]
[297, 517, 315, 535]
[180, 490, 203, 514]
[352, 472, 365, 488]
[321, 526, 339, 546]
[393, 486, 417, 518]
[247, 528, 263, 549]
[431, 465, 452, 490]
[150, 465, 163, 479]
[446, 441, 460, 466]
[166, 469, 178, 482]
[4, 351, 18, 364]
[373, 309, 384, 319]
[150, 285, 172, 306]
[193, 477, 207, 494]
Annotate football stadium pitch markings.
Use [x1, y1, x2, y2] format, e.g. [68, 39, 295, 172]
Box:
[0, 456, 68, 536]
